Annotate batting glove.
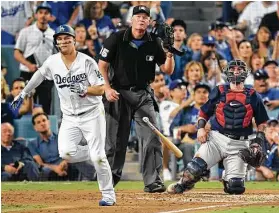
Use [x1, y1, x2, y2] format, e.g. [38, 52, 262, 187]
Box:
[10, 92, 25, 112]
[69, 82, 87, 96]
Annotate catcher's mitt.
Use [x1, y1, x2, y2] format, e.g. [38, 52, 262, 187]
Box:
[238, 143, 265, 168]
[151, 22, 185, 56]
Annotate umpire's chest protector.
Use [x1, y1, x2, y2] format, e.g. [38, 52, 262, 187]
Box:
[215, 85, 254, 129]
[112, 30, 162, 85]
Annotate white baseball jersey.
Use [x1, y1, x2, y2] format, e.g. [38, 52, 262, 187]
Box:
[15, 23, 54, 71]
[38, 52, 105, 116]
[159, 100, 179, 136]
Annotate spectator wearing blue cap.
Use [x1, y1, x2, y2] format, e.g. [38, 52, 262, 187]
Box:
[14, 2, 54, 114]
[192, 35, 226, 62]
[253, 69, 279, 118]
[159, 79, 189, 181]
[209, 21, 233, 62]
[263, 60, 279, 88]
[169, 83, 210, 169]
[256, 119, 279, 181]
[170, 19, 193, 81]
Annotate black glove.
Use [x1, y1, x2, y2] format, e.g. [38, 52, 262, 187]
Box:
[238, 132, 266, 168]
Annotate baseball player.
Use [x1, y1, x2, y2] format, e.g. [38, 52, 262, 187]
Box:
[167, 59, 269, 195]
[11, 25, 116, 206]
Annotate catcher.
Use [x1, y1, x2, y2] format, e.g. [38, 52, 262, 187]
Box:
[167, 59, 268, 195]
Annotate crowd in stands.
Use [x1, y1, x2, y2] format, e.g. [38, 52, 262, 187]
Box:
[1, 1, 279, 182]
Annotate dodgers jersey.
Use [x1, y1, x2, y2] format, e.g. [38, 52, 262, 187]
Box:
[38, 52, 105, 116]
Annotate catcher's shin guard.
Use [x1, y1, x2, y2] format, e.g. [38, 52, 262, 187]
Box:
[223, 178, 245, 194]
[167, 157, 208, 194]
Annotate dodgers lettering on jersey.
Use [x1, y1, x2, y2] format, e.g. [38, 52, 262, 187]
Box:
[38, 52, 104, 116]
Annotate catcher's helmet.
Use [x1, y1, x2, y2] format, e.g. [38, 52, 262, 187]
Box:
[53, 25, 75, 44]
[223, 59, 250, 84]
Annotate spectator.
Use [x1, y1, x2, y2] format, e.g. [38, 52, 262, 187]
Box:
[183, 61, 204, 94]
[192, 35, 226, 62]
[232, 28, 245, 45]
[80, 1, 116, 44]
[244, 50, 265, 86]
[187, 33, 203, 58]
[150, 71, 170, 105]
[170, 19, 193, 81]
[259, 1, 279, 39]
[103, 1, 122, 26]
[1, 75, 15, 125]
[256, 119, 279, 181]
[210, 21, 233, 61]
[169, 83, 210, 169]
[253, 69, 279, 118]
[48, 1, 82, 30]
[1, 59, 8, 77]
[200, 50, 226, 88]
[14, 2, 54, 114]
[159, 79, 189, 180]
[236, 1, 277, 35]
[6, 78, 42, 117]
[236, 40, 253, 69]
[28, 112, 95, 181]
[150, 1, 165, 23]
[1, 123, 40, 181]
[160, 1, 172, 20]
[272, 33, 279, 62]
[252, 26, 273, 60]
[1, 1, 33, 45]
[263, 60, 279, 88]
[75, 23, 96, 58]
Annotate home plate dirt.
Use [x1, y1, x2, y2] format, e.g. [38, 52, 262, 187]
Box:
[2, 189, 279, 213]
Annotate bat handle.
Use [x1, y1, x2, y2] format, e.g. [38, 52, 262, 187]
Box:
[142, 117, 156, 131]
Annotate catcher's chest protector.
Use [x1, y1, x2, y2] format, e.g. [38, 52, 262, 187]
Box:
[215, 85, 254, 129]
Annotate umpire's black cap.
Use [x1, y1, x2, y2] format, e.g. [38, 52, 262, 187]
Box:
[133, 5, 150, 17]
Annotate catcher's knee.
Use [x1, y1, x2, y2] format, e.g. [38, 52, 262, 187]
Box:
[184, 157, 208, 179]
[223, 178, 245, 194]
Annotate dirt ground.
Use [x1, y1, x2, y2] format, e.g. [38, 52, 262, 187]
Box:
[2, 188, 279, 213]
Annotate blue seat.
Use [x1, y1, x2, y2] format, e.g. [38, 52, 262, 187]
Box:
[13, 115, 58, 139]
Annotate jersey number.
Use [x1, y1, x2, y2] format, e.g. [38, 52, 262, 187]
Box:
[100, 47, 109, 58]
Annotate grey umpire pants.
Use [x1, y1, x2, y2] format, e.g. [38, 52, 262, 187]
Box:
[103, 89, 163, 187]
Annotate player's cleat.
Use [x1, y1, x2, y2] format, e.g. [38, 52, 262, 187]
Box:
[144, 182, 166, 193]
[99, 199, 115, 206]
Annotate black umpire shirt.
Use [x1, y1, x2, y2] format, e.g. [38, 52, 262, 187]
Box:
[99, 27, 166, 87]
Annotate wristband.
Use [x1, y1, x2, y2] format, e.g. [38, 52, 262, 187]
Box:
[197, 119, 206, 129]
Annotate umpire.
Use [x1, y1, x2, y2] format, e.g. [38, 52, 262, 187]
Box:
[98, 5, 174, 193]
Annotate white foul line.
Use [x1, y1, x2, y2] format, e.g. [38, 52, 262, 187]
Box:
[158, 201, 268, 213]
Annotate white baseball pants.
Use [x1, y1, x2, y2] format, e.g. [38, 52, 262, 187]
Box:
[58, 104, 115, 202]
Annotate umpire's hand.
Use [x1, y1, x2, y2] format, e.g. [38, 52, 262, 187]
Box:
[105, 87, 119, 102]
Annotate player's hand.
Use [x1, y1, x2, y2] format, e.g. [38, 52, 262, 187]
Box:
[26, 63, 38, 72]
[10, 93, 25, 112]
[197, 128, 208, 143]
[69, 82, 87, 96]
[53, 165, 67, 176]
[105, 88, 119, 102]
[15, 162, 25, 174]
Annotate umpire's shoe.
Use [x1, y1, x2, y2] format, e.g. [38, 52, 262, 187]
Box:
[144, 182, 166, 193]
[99, 199, 115, 206]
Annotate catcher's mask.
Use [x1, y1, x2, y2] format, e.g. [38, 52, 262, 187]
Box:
[223, 59, 250, 84]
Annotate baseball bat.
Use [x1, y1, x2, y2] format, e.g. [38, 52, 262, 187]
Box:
[142, 117, 183, 158]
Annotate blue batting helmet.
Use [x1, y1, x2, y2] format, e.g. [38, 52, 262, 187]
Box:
[53, 25, 75, 42]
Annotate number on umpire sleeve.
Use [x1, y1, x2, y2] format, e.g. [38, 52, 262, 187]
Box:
[100, 47, 109, 58]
